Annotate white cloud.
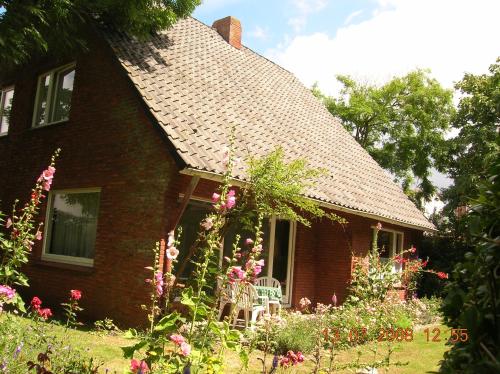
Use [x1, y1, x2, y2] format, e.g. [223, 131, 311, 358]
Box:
[248, 26, 269, 40]
[344, 9, 363, 25]
[270, 0, 500, 96]
[288, 0, 329, 32]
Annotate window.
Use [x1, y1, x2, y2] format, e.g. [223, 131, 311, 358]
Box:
[42, 189, 100, 266]
[33, 64, 75, 127]
[373, 227, 404, 272]
[177, 199, 297, 305]
[0, 87, 14, 135]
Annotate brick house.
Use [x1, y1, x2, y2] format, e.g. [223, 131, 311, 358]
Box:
[0, 16, 434, 326]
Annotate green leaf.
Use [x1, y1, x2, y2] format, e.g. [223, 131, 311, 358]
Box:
[121, 340, 147, 359]
[154, 313, 179, 332]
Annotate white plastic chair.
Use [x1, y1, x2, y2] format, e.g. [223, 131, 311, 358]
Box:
[255, 277, 282, 315]
[231, 283, 266, 329]
[217, 281, 237, 321]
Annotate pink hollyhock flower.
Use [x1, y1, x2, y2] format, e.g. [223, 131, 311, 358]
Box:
[226, 195, 236, 209]
[251, 244, 263, 253]
[180, 342, 191, 356]
[5, 218, 12, 229]
[331, 293, 337, 306]
[0, 285, 16, 300]
[296, 352, 305, 363]
[228, 266, 246, 282]
[130, 359, 149, 373]
[155, 272, 164, 297]
[70, 289, 82, 301]
[167, 231, 175, 247]
[38, 308, 52, 320]
[211, 192, 220, 203]
[299, 297, 311, 309]
[437, 272, 449, 279]
[245, 238, 254, 246]
[170, 334, 185, 345]
[227, 189, 236, 197]
[42, 179, 52, 191]
[166, 246, 179, 260]
[201, 217, 213, 231]
[31, 297, 42, 310]
[35, 230, 42, 241]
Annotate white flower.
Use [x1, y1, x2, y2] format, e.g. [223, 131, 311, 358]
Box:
[166, 246, 179, 260]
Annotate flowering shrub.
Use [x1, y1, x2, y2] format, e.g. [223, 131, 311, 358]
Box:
[0, 150, 60, 290]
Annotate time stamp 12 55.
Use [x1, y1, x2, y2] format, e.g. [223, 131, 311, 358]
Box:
[325, 327, 469, 343]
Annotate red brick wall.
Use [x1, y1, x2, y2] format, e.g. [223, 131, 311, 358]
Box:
[0, 34, 182, 326]
[291, 212, 423, 308]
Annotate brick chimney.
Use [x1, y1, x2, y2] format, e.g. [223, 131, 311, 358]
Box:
[212, 16, 242, 49]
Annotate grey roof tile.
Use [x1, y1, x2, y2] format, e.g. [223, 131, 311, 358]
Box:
[105, 17, 434, 231]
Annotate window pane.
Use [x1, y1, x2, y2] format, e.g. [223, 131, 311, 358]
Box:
[48, 192, 100, 259]
[177, 201, 212, 279]
[51, 68, 74, 122]
[272, 220, 290, 294]
[34, 75, 50, 126]
[0, 89, 14, 134]
[377, 231, 393, 258]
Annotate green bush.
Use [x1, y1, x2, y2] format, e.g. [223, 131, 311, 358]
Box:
[274, 312, 316, 354]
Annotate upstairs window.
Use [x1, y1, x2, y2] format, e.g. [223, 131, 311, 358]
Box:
[0, 87, 14, 135]
[33, 64, 75, 127]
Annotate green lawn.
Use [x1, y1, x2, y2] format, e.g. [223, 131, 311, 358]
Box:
[3, 317, 449, 373]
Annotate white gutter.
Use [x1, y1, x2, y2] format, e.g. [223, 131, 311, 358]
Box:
[180, 167, 437, 233]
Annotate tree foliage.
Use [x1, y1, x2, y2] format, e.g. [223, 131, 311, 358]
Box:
[441, 58, 500, 232]
[0, 0, 201, 67]
[439, 149, 500, 373]
[315, 70, 454, 206]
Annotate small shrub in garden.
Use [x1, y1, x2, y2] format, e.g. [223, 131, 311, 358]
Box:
[274, 311, 316, 355]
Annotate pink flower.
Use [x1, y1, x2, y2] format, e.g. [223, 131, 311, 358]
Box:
[331, 293, 338, 306]
[421, 260, 428, 268]
[227, 189, 236, 197]
[409, 246, 417, 253]
[166, 246, 179, 260]
[245, 238, 254, 246]
[0, 285, 16, 300]
[170, 334, 185, 345]
[296, 352, 305, 363]
[211, 193, 220, 203]
[201, 217, 213, 231]
[130, 359, 149, 373]
[226, 196, 236, 209]
[70, 289, 82, 301]
[35, 230, 42, 241]
[37, 308, 52, 320]
[42, 180, 52, 191]
[5, 218, 12, 229]
[299, 297, 311, 309]
[155, 272, 164, 297]
[180, 342, 191, 356]
[251, 244, 263, 253]
[228, 266, 246, 282]
[437, 272, 449, 279]
[376, 222, 382, 230]
[31, 297, 42, 310]
[167, 231, 175, 247]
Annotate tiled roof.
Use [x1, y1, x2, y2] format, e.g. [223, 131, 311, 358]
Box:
[106, 17, 434, 231]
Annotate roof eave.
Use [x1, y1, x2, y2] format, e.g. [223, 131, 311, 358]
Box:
[180, 167, 437, 233]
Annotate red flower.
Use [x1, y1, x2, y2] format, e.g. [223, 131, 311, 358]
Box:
[70, 289, 82, 301]
[437, 272, 449, 279]
[37, 308, 52, 320]
[421, 260, 428, 268]
[31, 297, 42, 310]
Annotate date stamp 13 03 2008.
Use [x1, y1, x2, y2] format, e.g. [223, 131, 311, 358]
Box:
[323, 327, 469, 344]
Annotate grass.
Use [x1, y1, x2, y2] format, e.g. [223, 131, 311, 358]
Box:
[2, 316, 449, 373]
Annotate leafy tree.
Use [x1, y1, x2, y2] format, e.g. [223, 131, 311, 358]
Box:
[441, 58, 500, 233]
[315, 70, 454, 206]
[0, 0, 201, 67]
[439, 147, 500, 373]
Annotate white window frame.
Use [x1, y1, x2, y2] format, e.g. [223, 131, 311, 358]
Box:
[0, 86, 14, 136]
[42, 188, 100, 267]
[372, 226, 404, 273]
[32, 63, 76, 128]
[266, 216, 297, 306]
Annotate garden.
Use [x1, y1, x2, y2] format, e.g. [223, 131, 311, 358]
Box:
[0, 146, 458, 374]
